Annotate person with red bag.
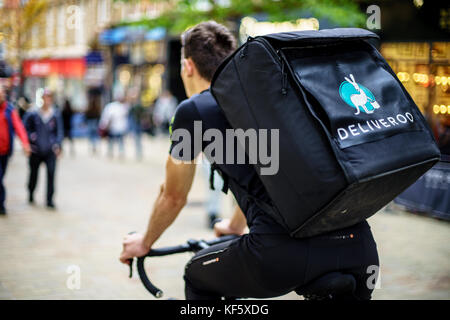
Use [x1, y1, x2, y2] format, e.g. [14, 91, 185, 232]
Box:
[0, 86, 31, 215]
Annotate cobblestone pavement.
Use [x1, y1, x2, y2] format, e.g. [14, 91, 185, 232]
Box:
[0, 137, 449, 300]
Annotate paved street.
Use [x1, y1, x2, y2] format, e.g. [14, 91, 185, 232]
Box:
[0, 136, 449, 300]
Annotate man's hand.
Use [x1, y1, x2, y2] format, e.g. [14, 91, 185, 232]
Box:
[119, 233, 150, 265]
[23, 145, 31, 157]
[214, 206, 248, 237]
[214, 218, 247, 237]
[53, 145, 62, 157]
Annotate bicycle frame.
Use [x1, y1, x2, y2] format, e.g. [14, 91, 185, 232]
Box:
[128, 233, 358, 300]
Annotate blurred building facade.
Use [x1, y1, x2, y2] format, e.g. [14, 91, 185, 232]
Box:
[0, 0, 448, 155]
[0, 0, 167, 110]
[374, 0, 450, 157]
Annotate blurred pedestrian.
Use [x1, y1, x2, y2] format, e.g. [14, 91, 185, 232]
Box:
[153, 90, 177, 135]
[23, 89, 63, 209]
[99, 90, 129, 158]
[85, 93, 102, 155]
[128, 89, 144, 160]
[17, 96, 31, 119]
[0, 86, 31, 215]
[62, 98, 75, 156]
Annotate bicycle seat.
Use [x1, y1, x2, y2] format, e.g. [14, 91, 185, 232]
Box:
[294, 272, 356, 300]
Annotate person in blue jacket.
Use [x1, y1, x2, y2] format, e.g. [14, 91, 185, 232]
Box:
[23, 89, 63, 209]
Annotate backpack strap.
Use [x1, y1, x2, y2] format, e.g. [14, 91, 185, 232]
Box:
[5, 105, 13, 129]
[226, 174, 288, 230]
[5, 104, 14, 155]
[209, 162, 229, 194]
[191, 90, 230, 195]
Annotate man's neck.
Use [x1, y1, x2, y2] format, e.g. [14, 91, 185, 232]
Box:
[191, 78, 211, 96]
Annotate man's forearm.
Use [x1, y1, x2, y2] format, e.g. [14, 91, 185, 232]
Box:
[143, 185, 186, 249]
[229, 205, 247, 232]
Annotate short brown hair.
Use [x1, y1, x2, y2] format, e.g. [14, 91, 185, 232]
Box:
[181, 21, 237, 81]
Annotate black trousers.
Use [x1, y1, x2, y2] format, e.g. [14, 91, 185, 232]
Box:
[28, 152, 57, 204]
[0, 155, 9, 210]
[184, 221, 379, 300]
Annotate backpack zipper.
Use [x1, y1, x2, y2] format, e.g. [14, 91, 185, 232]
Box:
[279, 52, 288, 95]
[239, 36, 254, 58]
[254, 37, 287, 95]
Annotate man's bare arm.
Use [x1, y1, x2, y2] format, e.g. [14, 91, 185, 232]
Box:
[142, 156, 196, 249]
[120, 156, 196, 264]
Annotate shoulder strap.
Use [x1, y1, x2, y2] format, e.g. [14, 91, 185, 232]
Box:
[225, 173, 287, 228]
[4, 104, 14, 154]
[209, 162, 229, 194]
[192, 91, 231, 194]
[5, 104, 13, 129]
[5, 104, 13, 119]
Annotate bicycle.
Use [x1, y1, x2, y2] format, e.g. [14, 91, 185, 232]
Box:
[127, 233, 358, 300]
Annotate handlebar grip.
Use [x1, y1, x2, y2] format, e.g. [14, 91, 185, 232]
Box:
[136, 256, 163, 298]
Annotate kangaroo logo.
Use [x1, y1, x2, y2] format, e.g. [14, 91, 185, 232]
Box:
[339, 74, 380, 115]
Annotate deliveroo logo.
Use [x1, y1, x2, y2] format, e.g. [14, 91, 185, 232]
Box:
[339, 74, 380, 115]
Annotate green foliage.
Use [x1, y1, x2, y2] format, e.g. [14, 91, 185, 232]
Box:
[115, 0, 366, 33]
[0, 0, 48, 65]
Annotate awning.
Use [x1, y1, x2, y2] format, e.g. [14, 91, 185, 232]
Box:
[145, 27, 166, 41]
[99, 26, 166, 45]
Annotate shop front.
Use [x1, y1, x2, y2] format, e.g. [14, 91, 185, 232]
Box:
[99, 26, 167, 106]
[22, 58, 87, 110]
[381, 42, 450, 219]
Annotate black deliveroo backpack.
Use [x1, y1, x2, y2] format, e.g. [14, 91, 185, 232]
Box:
[210, 28, 441, 238]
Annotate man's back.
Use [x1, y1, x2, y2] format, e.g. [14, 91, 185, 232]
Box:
[173, 91, 377, 301]
[170, 89, 286, 234]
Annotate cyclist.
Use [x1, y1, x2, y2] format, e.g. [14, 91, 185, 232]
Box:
[120, 21, 379, 300]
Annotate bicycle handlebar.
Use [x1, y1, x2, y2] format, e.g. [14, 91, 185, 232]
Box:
[131, 234, 239, 298]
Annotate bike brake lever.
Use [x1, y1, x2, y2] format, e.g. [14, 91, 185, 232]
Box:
[127, 231, 137, 278]
[128, 258, 133, 278]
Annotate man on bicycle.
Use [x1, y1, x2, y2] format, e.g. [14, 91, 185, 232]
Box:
[120, 21, 379, 300]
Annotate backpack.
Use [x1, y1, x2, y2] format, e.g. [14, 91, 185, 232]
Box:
[210, 28, 441, 238]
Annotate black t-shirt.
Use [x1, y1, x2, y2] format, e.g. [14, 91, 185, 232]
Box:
[169, 90, 286, 234]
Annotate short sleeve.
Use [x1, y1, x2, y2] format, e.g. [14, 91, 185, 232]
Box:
[169, 99, 202, 161]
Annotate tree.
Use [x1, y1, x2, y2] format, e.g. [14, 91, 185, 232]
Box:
[115, 0, 366, 34]
[0, 0, 48, 70]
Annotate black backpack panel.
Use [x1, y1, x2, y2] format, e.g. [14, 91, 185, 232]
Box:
[211, 28, 440, 237]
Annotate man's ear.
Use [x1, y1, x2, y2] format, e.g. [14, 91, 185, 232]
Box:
[184, 58, 195, 77]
